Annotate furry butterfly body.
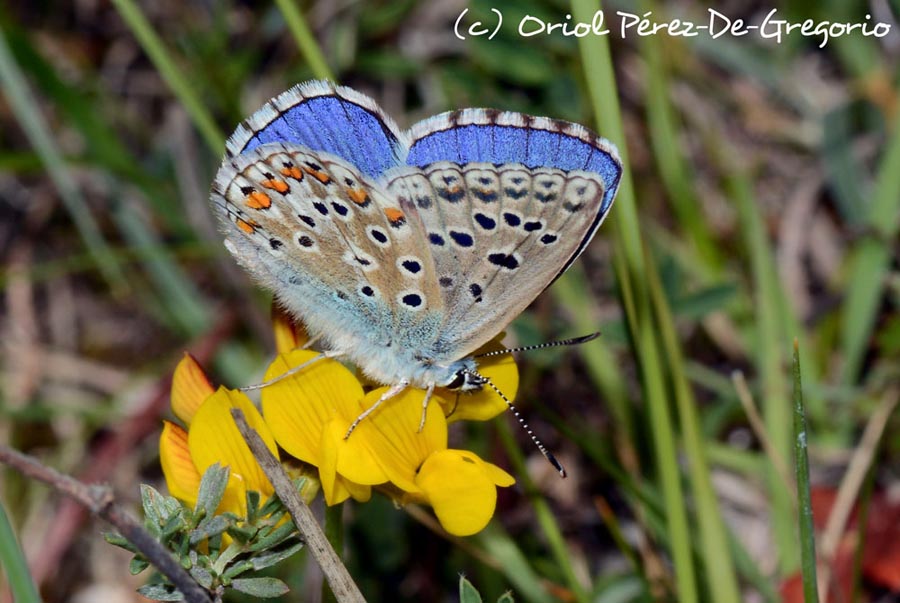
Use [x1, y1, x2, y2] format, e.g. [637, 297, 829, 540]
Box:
[211, 81, 622, 391]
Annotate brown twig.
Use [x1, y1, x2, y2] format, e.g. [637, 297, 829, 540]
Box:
[0, 445, 213, 603]
[229, 409, 366, 603]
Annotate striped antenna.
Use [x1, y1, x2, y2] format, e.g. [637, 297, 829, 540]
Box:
[466, 369, 566, 478]
[475, 332, 600, 359]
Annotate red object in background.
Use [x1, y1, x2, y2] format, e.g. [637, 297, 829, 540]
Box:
[780, 486, 900, 602]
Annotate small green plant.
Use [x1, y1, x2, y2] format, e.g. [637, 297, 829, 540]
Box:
[105, 464, 304, 601]
[459, 575, 515, 603]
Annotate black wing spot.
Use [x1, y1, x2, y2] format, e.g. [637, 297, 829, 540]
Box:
[524, 220, 543, 232]
[473, 189, 498, 202]
[488, 253, 520, 270]
[474, 213, 496, 230]
[402, 293, 423, 308]
[429, 233, 445, 246]
[401, 259, 422, 274]
[503, 212, 521, 227]
[313, 201, 329, 216]
[449, 231, 474, 247]
[369, 228, 389, 244]
[540, 233, 558, 245]
[361, 285, 374, 297]
[331, 202, 349, 216]
[437, 187, 466, 203]
[469, 283, 483, 303]
[298, 214, 316, 228]
[297, 235, 315, 248]
[439, 276, 453, 288]
[269, 238, 283, 250]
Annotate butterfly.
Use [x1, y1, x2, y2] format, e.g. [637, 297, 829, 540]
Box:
[210, 81, 621, 453]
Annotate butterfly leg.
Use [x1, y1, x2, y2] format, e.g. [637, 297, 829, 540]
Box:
[344, 379, 410, 439]
[239, 350, 344, 392]
[417, 383, 436, 433]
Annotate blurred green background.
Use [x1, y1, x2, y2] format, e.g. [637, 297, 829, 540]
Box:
[0, 0, 898, 601]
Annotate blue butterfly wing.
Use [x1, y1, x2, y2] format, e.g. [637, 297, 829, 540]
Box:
[226, 80, 408, 180]
[389, 110, 622, 358]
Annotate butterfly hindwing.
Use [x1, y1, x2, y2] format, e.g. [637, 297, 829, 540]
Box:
[384, 160, 611, 357]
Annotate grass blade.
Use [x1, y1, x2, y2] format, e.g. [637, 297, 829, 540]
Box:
[273, 0, 334, 81]
[792, 340, 819, 603]
[109, 0, 225, 154]
[0, 502, 41, 603]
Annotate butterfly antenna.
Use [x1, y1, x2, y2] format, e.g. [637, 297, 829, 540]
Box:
[467, 369, 566, 478]
[475, 332, 601, 358]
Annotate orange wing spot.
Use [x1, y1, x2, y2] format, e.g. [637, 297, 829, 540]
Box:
[385, 207, 405, 225]
[303, 166, 333, 184]
[280, 166, 304, 180]
[236, 218, 258, 234]
[261, 179, 289, 194]
[347, 188, 370, 205]
[246, 191, 272, 210]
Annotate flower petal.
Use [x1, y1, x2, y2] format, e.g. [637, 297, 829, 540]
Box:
[171, 353, 215, 425]
[327, 419, 388, 486]
[416, 449, 513, 536]
[354, 387, 448, 492]
[272, 304, 309, 354]
[437, 340, 518, 423]
[159, 420, 200, 506]
[316, 421, 375, 505]
[188, 387, 278, 498]
[261, 350, 364, 466]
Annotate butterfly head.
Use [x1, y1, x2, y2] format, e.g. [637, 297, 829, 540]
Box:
[442, 363, 488, 392]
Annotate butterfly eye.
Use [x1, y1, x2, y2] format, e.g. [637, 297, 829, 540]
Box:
[444, 371, 467, 390]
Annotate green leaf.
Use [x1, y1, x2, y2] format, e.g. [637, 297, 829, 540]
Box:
[103, 531, 138, 553]
[190, 515, 233, 545]
[189, 566, 214, 589]
[460, 576, 484, 603]
[129, 557, 150, 575]
[222, 560, 254, 580]
[230, 577, 290, 598]
[248, 519, 298, 552]
[141, 484, 166, 526]
[136, 583, 185, 601]
[246, 490, 261, 524]
[497, 592, 515, 603]
[194, 464, 230, 519]
[250, 539, 304, 571]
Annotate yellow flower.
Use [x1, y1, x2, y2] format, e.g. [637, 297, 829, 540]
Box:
[160, 354, 279, 516]
[356, 386, 515, 536]
[262, 351, 515, 536]
[261, 349, 379, 506]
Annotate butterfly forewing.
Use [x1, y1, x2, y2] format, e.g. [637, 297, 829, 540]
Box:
[212, 143, 442, 354]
